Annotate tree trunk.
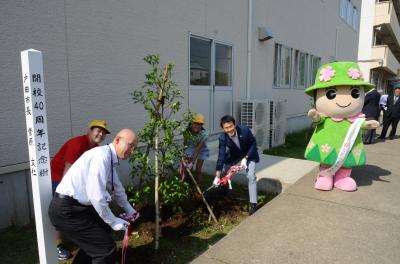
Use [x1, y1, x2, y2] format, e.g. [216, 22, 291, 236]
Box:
[154, 135, 160, 251]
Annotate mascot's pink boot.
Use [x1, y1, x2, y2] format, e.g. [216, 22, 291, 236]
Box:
[315, 166, 333, 191]
[334, 167, 357, 191]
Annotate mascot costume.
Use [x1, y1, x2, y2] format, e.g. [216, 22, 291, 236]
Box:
[304, 61, 379, 191]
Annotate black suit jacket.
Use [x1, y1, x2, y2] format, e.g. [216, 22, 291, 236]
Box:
[386, 94, 400, 119]
[216, 125, 259, 171]
[362, 89, 381, 119]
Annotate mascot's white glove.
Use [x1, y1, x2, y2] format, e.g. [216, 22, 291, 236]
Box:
[111, 217, 129, 231]
[364, 120, 379, 130]
[308, 109, 321, 123]
[240, 158, 248, 169]
[213, 176, 220, 186]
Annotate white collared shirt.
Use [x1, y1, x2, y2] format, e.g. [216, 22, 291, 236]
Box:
[56, 143, 134, 226]
[380, 94, 388, 106]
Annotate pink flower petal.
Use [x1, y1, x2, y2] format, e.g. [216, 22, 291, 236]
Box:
[348, 68, 361, 80]
[319, 66, 336, 82]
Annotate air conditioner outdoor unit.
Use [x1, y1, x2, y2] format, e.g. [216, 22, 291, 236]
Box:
[269, 100, 287, 147]
[238, 100, 271, 149]
[239, 100, 270, 131]
[270, 100, 287, 126]
[255, 124, 271, 150]
[238, 99, 288, 150]
[270, 120, 286, 147]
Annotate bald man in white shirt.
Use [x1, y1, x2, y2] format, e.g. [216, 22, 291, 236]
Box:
[48, 128, 139, 264]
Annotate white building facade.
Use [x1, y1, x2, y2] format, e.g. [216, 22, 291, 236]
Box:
[0, 0, 361, 228]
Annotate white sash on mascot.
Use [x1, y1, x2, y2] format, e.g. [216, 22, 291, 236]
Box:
[320, 117, 365, 177]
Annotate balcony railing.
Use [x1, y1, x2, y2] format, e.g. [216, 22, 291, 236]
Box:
[371, 45, 400, 74]
[375, 1, 400, 49]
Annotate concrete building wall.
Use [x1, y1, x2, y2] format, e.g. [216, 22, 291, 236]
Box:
[358, 0, 376, 85]
[0, 0, 361, 228]
[251, 0, 361, 125]
[64, 0, 248, 136]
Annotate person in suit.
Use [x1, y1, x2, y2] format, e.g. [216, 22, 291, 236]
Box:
[379, 87, 400, 140]
[214, 115, 259, 215]
[362, 88, 381, 144]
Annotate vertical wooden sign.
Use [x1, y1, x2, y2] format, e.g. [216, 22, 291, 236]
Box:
[21, 49, 56, 263]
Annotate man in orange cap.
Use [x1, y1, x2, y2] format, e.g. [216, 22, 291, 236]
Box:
[50, 119, 110, 260]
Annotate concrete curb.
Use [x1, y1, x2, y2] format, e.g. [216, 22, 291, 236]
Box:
[203, 153, 319, 194]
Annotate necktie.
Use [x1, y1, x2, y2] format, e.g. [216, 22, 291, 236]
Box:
[395, 96, 398, 104]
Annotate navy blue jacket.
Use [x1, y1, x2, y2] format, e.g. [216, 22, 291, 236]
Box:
[386, 94, 400, 118]
[362, 89, 381, 119]
[216, 125, 259, 171]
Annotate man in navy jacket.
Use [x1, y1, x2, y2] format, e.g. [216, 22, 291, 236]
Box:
[362, 88, 381, 144]
[215, 115, 259, 215]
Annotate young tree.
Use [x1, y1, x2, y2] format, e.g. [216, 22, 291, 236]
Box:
[130, 54, 191, 250]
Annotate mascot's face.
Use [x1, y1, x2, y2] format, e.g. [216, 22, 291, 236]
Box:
[315, 85, 365, 118]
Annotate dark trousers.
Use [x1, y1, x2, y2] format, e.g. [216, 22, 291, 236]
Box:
[363, 117, 378, 144]
[48, 196, 116, 264]
[380, 115, 400, 138]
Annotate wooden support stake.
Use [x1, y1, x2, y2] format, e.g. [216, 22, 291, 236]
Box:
[182, 159, 218, 223]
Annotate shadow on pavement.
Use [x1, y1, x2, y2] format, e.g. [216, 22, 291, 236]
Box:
[352, 164, 391, 186]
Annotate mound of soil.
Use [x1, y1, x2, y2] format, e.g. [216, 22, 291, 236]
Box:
[124, 188, 251, 263]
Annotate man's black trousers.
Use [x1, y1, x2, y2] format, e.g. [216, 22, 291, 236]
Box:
[381, 115, 400, 138]
[48, 195, 116, 264]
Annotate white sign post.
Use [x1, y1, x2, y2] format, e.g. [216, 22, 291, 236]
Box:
[21, 49, 57, 263]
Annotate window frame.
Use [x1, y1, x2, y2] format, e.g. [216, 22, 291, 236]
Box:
[339, 0, 359, 32]
[189, 35, 212, 86]
[294, 50, 309, 90]
[340, 0, 347, 20]
[308, 55, 321, 87]
[352, 6, 359, 31]
[215, 42, 233, 87]
[346, 0, 353, 25]
[273, 43, 293, 89]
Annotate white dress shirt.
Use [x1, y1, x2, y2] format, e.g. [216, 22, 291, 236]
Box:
[380, 94, 388, 106]
[56, 143, 134, 226]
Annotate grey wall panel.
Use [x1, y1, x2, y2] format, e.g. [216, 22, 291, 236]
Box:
[0, 171, 31, 229]
[65, 0, 160, 136]
[0, 0, 70, 165]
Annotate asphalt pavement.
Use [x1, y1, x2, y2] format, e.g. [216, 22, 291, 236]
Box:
[193, 133, 400, 264]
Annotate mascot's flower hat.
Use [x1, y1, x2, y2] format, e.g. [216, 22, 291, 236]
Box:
[305, 61, 374, 97]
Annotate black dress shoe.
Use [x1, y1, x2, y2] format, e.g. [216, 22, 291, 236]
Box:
[378, 136, 385, 139]
[249, 203, 257, 216]
[389, 136, 395, 140]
